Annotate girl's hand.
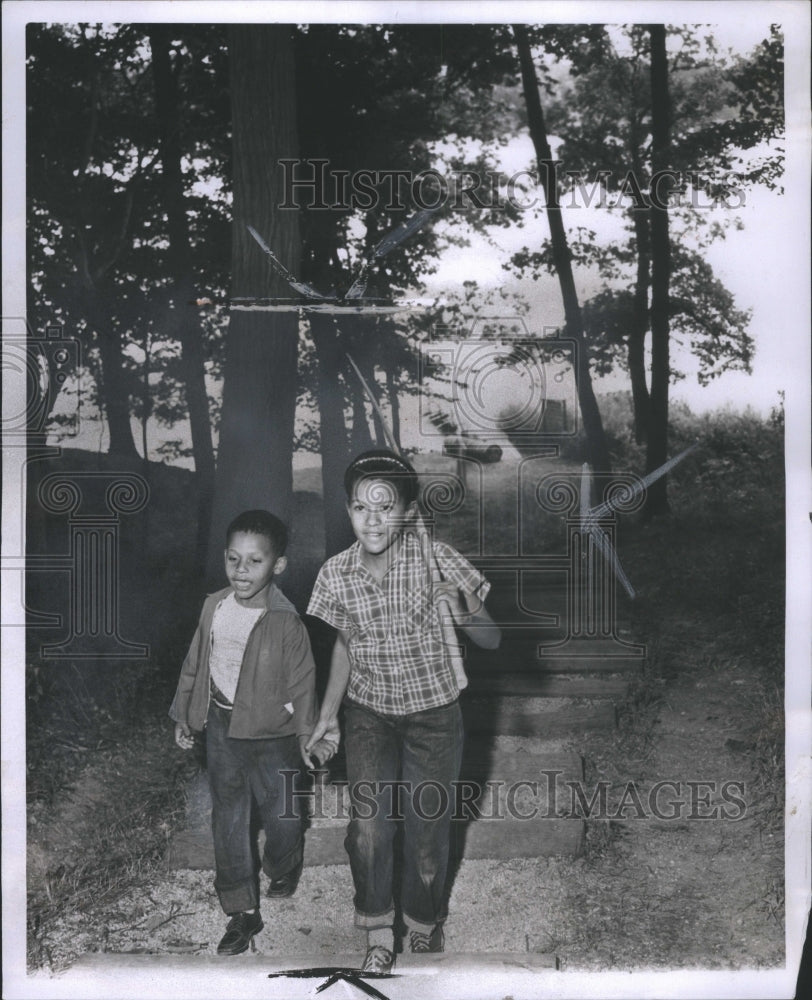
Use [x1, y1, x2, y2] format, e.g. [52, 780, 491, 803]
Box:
[174, 721, 195, 751]
[299, 731, 339, 769]
[305, 715, 341, 755]
[310, 738, 339, 766]
[433, 581, 465, 619]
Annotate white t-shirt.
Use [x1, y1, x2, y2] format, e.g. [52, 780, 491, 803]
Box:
[209, 593, 264, 705]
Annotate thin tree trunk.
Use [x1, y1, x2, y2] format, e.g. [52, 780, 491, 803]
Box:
[375, 316, 403, 450]
[87, 290, 139, 459]
[629, 208, 651, 444]
[206, 24, 301, 585]
[311, 314, 355, 557]
[141, 328, 151, 465]
[350, 386, 374, 454]
[514, 24, 611, 475]
[646, 24, 671, 515]
[378, 318, 403, 450]
[359, 343, 385, 447]
[300, 212, 359, 556]
[67, 39, 139, 461]
[149, 25, 216, 568]
[386, 364, 402, 452]
[345, 315, 377, 453]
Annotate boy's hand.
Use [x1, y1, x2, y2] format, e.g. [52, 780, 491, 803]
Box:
[298, 734, 315, 768]
[174, 721, 195, 751]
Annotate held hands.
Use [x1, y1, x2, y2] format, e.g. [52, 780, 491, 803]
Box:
[174, 721, 195, 751]
[301, 715, 341, 769]
[176, 720, 337, 768]
[301, 736, 338, 769]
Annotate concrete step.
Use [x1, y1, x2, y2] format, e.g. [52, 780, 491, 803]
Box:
[167, 748, 586, 870]
[464, 634, 645, 684]
[465, 673, 630, 699]
[461, 696, 616, 737]
[169, 811, 583, 870]
[467, 653, 642, 675]
[69, 952, 559, 999]
[300, 812, 584, 867]
[307, 746, 583, 820]
[316, 744, 582, 787]
[483, 598, 634, 635]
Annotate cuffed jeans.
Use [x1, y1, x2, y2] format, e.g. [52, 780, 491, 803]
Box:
[343, 698, 464, 930]
[206, 702, 304, 914]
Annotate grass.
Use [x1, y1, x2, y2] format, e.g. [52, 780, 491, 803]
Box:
[550, 401, 786, 893]
[23, 453, 239, 970]
[27, 710, 199, 969]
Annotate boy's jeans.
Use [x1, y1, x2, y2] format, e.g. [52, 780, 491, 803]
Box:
[206, 702, 304, 914]
[343, 698, 464, 931]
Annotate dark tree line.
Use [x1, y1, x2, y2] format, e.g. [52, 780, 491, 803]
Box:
[27, 20, 784, 572]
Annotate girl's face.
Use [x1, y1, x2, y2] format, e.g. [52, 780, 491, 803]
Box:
[347, 477, 412, 558]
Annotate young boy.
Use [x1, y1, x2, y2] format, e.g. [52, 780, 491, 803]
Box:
[170, 509, 335, 956]
[305, 451, 500, 972]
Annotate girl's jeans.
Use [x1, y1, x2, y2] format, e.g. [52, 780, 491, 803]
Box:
[343, 698, 464, 930]
[206, 702, 304, 914]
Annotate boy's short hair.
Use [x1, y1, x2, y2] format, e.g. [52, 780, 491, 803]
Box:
[226, 509, 288, 556]
[344, 450, 419, 506]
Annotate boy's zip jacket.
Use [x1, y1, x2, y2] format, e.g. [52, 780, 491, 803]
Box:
[169, 584, 317, 739]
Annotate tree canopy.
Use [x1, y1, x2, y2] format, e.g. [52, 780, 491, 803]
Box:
[26, 20, 785, 544]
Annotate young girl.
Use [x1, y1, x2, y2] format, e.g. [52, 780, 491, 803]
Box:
[306, 451, 500, 971]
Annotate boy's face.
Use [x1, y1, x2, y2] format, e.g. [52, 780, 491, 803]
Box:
[223, 531, 286, 607]
[347, 477, 413, 557]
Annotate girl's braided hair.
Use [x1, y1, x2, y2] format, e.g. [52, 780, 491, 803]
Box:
[344, 450, 419, 505]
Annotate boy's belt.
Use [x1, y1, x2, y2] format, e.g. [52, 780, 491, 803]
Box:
[210, 678, 233, 710]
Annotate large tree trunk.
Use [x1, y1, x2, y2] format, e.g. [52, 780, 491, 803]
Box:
[646, 24, 671, 516]
[206, 25, 301, 585]
[514, 25, 612, 475]
[148, 25, 216, 569]
[629, 208, 651, 445]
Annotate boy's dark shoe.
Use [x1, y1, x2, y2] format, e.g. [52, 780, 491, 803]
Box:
[362, 944, 395, 973]
[409, 924, 444, 953]
[267, 859, 303, 898]
[217, 911, 263, 955]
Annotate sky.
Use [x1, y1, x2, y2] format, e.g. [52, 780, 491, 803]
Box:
[424, 149, 791, 419]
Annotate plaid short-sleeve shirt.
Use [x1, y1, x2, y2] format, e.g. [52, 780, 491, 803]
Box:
[307, 533, 490, 716]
